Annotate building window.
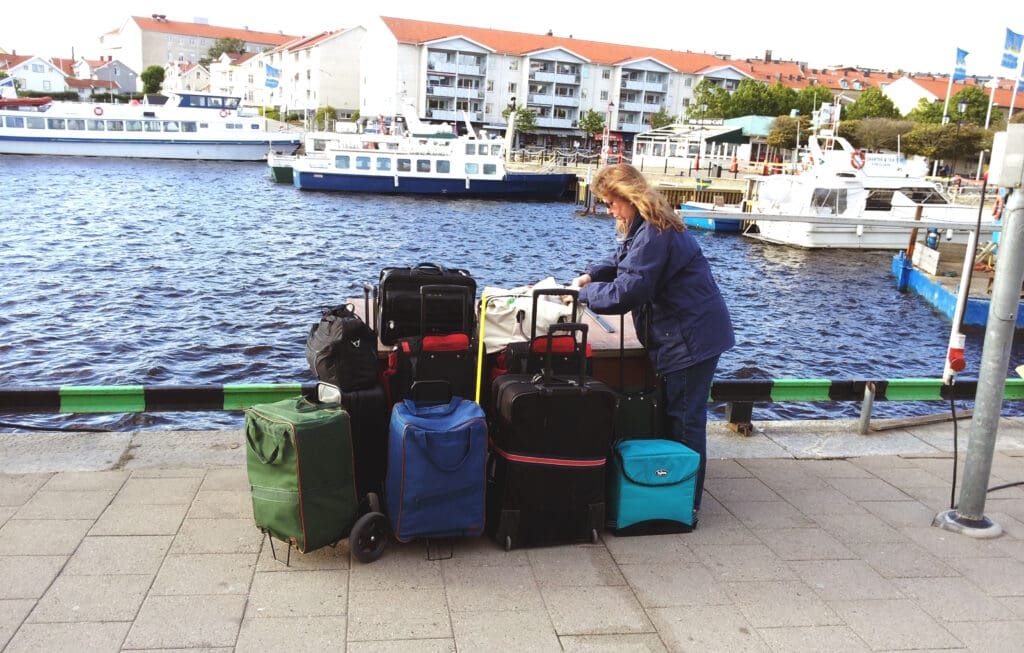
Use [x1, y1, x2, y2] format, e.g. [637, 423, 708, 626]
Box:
[486, 80, 494, 92]
[508, 82, 516, 94]
[600, 91, 608, 101]
[509, 60, 518, 71]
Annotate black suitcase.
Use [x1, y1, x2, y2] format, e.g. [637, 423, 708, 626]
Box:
[486, 323, 618, 550]
[377, 263, 476, 345]
[384, 285, 479, 405]
[340, 385, 390, 502]
[501, 288, 589, 376]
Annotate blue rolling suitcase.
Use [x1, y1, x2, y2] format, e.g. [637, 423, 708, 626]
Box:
[386, 387, 488, 543]
[608, 438, 700, 535]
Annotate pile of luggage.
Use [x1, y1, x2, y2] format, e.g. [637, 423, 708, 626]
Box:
[243, 262, 701, 564]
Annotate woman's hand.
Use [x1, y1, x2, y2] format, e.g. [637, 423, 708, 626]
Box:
[573, 274, 592, 288]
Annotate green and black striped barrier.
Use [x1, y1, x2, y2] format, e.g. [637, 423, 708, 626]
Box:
[0, 379, 1022, 415]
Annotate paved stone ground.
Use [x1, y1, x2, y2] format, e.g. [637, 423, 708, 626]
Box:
[1, 417, 1024, 651]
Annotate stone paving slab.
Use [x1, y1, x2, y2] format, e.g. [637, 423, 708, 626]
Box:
[0, 420, 1021, 650]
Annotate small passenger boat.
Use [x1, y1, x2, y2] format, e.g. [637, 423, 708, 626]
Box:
[0, 91, 301, 161]
[287, 109, 577, 200]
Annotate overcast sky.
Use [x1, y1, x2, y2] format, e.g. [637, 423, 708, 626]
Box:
[5, 1, 1020, 79]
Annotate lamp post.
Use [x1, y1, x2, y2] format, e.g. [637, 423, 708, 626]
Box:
[694, 102, 707, 174]
[600, 101, 614, 166]
[952, 99, 967, 178]
[790, 109, 800, 169]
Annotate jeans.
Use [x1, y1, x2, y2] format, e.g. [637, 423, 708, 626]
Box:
[662, 355, 719, 510]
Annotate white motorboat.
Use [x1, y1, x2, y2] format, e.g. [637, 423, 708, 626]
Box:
[0, 92, 301, 161]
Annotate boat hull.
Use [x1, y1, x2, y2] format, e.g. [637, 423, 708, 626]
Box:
[679, 202, 744, 233]
[0, 136, 300, 162]
[292, 169, 576, 200]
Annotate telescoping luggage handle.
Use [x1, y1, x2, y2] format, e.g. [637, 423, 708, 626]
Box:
[539, 322, 589, 385]
[419, 284, 474, 336]
[528, 287, 579, 340]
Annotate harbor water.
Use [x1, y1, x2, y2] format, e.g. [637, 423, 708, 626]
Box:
[2, 154, 1023, 432]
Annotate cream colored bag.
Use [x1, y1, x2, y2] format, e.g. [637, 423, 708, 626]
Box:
[481, 279, 575, 354]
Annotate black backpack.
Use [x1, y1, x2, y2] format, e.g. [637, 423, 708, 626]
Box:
[305, 304, 380, 391]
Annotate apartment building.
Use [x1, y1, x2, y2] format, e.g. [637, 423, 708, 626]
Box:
[98, 14, 297, 91]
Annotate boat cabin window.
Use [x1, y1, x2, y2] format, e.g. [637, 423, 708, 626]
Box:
[464, 143, 475, 155]
[334, 155, 351, 169]
[164, 121, 179, 132]
[865, 189, 893, 211]
[86, 119, 104, 131]
[398, 159, 411, 172]
[437, 160, 450, 173]
[811, 188, 847, 214]
[224, 98, 239, 109]
[484, 164, 497, 175]
[491, 144, 502, 156]
[900, 187, 948, 205]
[478, 144, 488, 155]
[144, 121, 161, 132]
[355, 156, 371, 170]
[47, 118, 66, 130]
[126, 120, 143, 132]
[67, 119, 85, 130]
[181, 122, 197, 132]
[209, 97, 223, 108]
[26, 117, 44, 129]
[107, 120, 124, 131]
[465, 163, 479, 174]
[5, 116, 25, 128]
[376, 158, 391, 171]
[417, 159, 431, 173]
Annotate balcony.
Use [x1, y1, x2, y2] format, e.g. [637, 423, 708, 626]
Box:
[531, 71, 578, 85]
[529, 93, 555, 104]
[552, 95, 579, 108]
[429, 61, 483, 76]
[535, 116, 576, 129]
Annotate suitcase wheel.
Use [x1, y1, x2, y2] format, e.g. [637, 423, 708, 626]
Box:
[591, 528, 600, 544]
[504, 535, 512, 552]
[351, 512, 388, 564]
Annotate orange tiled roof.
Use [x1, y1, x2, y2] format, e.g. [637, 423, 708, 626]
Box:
[287, 30, 342, 52]
[0, 54, 32, 70]
[131, 16, 297, 46]
[50, 57, 75, 75]
[381, 16, 725, 73]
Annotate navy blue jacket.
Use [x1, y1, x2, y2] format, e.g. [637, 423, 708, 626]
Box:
[579, 217, 735, 374]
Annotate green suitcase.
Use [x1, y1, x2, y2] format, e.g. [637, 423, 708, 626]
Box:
[245, 396, 359, 554]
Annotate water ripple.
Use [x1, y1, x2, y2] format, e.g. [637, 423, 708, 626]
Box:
[1, 154, 1022, 430]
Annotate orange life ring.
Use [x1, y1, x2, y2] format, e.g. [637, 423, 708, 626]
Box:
[993, 196, 1004, 219]
[93, 106, 103, 116]
[850, 149, 866, 169]
[219, 109, 229, 117]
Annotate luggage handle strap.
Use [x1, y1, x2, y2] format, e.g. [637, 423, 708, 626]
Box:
[245, 424, 286, 465]
[529, 287, 578, 340]
[413, 426, 474, 472]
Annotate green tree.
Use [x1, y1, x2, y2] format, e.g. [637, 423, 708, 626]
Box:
[767, 115, 803, 150]
[844, 88, 901, 120]
[203, 38, 246, 66]
[649, 107, 674, 129]
[728, 79, 774, 118]
[578, 108, 605, 148]
[795, 85, 834, 120]
[950, 85, 994, 126]
[691, 79, 730, 118]
[905, 97, 944, 124]
[766, 82, 799, 118]
[850, 117, 916, 151]
[314, 105, 338, 130]
[140, 65, 165, 95]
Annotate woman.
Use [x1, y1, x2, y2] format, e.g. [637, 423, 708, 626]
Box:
[572, 163, 734, 510]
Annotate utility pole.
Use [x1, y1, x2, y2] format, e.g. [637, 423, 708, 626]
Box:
[934, 125, 1024, 538]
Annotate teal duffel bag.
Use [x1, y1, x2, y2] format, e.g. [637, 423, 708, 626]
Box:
[245, 396, 359, 554]
[608, 438, 699, 535]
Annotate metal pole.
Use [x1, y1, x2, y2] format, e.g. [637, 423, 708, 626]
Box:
[934, 190, 1024, 538]
[858, 381, 875, 435]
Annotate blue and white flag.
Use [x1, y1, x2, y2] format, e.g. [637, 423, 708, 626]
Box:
[953, 47, 969, 81]
[1002, 28, 1023, 70]
[265, 64, 280, 88]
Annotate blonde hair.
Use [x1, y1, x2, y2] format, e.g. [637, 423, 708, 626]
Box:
[592, 163, 684, 236]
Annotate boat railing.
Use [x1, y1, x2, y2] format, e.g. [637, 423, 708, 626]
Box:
[2, 378, 1021, 436]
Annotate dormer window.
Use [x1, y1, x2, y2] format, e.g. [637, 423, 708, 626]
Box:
[839, 79, 849, 89]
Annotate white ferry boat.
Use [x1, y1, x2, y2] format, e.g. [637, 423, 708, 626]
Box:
[288, 110, 576, 200]
[0, 92, 301, 161]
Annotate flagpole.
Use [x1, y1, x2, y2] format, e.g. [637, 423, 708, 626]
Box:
[1009, 55, 1023, 120]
